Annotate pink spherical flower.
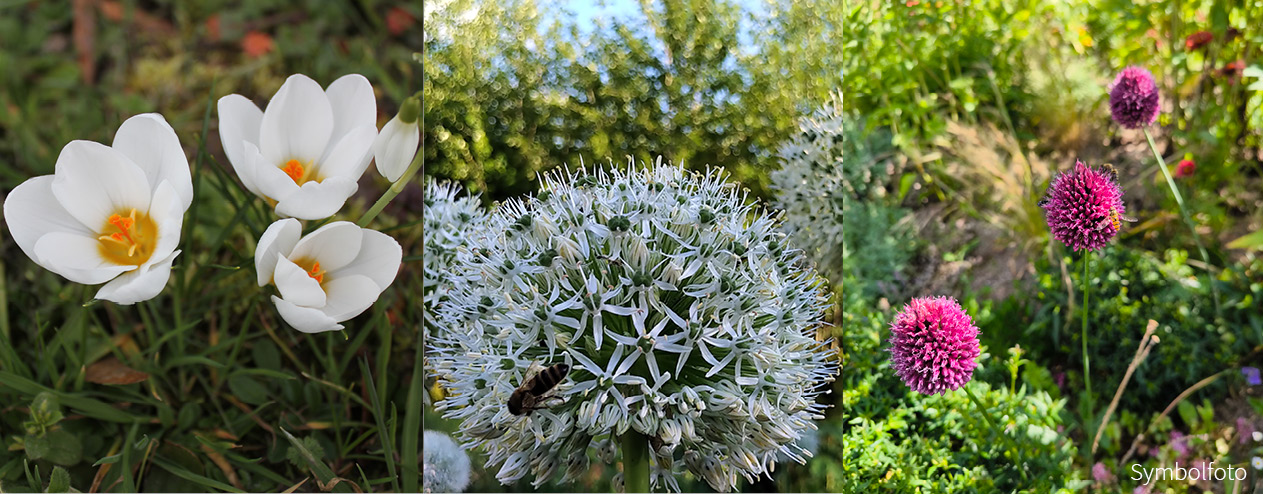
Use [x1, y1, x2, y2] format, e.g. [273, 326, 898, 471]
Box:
[887, 296, 981, 395]
[1040, 160, 1127, 252]
[1110, 66, 1161, 129]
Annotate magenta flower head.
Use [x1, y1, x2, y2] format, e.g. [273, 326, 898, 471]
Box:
[1109, 66, 1160, 129]
[1040, 160, 1127, 252]
[887, 296, 981, 395]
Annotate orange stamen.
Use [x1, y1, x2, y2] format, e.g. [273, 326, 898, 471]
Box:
[306, 262, 325, 284]
[283, 159, 305, 183]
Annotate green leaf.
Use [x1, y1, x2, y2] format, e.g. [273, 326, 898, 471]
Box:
[46, 466, 69, 493]
[227, 374, 269, 406]
[24, 430, 82, 466]
[92, 454, 121, 467]
[1177, 400, 1197, 428]
[1226, 229, 1263, 250]
[252, 341, 282, 370]
[279, 428, 348, 493]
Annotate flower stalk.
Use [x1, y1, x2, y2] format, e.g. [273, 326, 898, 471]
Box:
[1081, 250, 1092, 414]
[1141, 128, 1220, 314]
[358, 145, 421, 228]
[621, 432, 650, 493]
[961, 384, 1028, 482]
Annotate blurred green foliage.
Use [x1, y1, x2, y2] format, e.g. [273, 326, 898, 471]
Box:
[1013, 247, 1263, 416]
[423, 0, 841, 202]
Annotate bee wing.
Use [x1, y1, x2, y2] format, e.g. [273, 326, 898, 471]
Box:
[521, 361, 544, 385]
[1119, 214, 1138, 223]
[1095, 216, 1114, 230]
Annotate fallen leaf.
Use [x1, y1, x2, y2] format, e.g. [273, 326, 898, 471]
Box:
[85, 357, 149, 385]
[200, 443, 243, 490]
[281, 478, 308, 493]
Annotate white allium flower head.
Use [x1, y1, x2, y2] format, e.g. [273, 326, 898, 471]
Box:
[430, 160, 837, 492]
[769, 93, 843, 283]
[424, 430, 472, 493]
[4, 113, 192, 305]
[218, 74, 378, 220]
[423, 178, 489, 336]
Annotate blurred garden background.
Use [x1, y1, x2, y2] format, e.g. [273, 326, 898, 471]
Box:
[0, 1, 421, 492]
[842, 0, 1263, 492]
[423, 0, 843, 491]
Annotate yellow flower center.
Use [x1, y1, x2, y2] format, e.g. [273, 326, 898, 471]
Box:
[281, 159, 321, 185]
[98, 208, 157, 266]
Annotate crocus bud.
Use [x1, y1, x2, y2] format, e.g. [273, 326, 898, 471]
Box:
[373, 95, 420, 181]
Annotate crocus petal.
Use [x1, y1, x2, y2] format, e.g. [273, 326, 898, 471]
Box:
[4, 176, 95, 266]
[289, 221, 363, 272]
[318, 274, 381, 321]
[273, 177, 358, 221]
[218, 97, 266, 195]
[331, 228, 402, 290]
[274, 256, 328, 307]
[96, 251, 179, 305]
[272, 295, 344, 333]
[51, 141, 152, 229]
[259, 74, 333, 165]
[323, 74, 377, 149]
[317, 125, 377, 181]
[256, 218, 302, 286]
[373, 116, 419, 182]
[33, 232, 134, 284]
[112, 113, 194, 210]
[253, 158, 302, 205]
[145, 181, 186, 267]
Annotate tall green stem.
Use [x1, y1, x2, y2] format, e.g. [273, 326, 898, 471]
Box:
[358, 150, 422, 228]
[1141, 128, 1220, 314]
[621, 432, 650, 493]
[1082, 250, 1092, 415]
[961, 385, 1027, 481]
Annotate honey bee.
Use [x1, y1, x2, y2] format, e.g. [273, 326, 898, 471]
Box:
[1096, 207, 1137, 232]
[507, 362, 570, 416]
[1098, 163, 1119, 183]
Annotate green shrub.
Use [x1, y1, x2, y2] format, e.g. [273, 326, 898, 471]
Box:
[840, 272, 1083, 493]
[1018, 247, 1262, 415]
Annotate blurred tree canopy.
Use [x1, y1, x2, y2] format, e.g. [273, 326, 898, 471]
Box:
[423, 0, 841, 201]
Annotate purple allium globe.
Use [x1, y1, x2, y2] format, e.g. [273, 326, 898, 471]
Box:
[1040, 160, 1127, 252]
[1109, 66, 1160, 129]
[887, 296, 980, 395]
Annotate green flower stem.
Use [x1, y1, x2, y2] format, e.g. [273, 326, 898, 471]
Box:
[358, 145, 422, 228]
[1082, 250, 1092, 415]
[961, 384, 1028, 481]
[621, 432, 650, 493]
[1141, 128, 1220, 314]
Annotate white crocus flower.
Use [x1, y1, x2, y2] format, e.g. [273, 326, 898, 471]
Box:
[255, 219, 402, 333]
[4, 113, 192, 305]
[218, 74, 378, 220]
[372, 95, 420, 182]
